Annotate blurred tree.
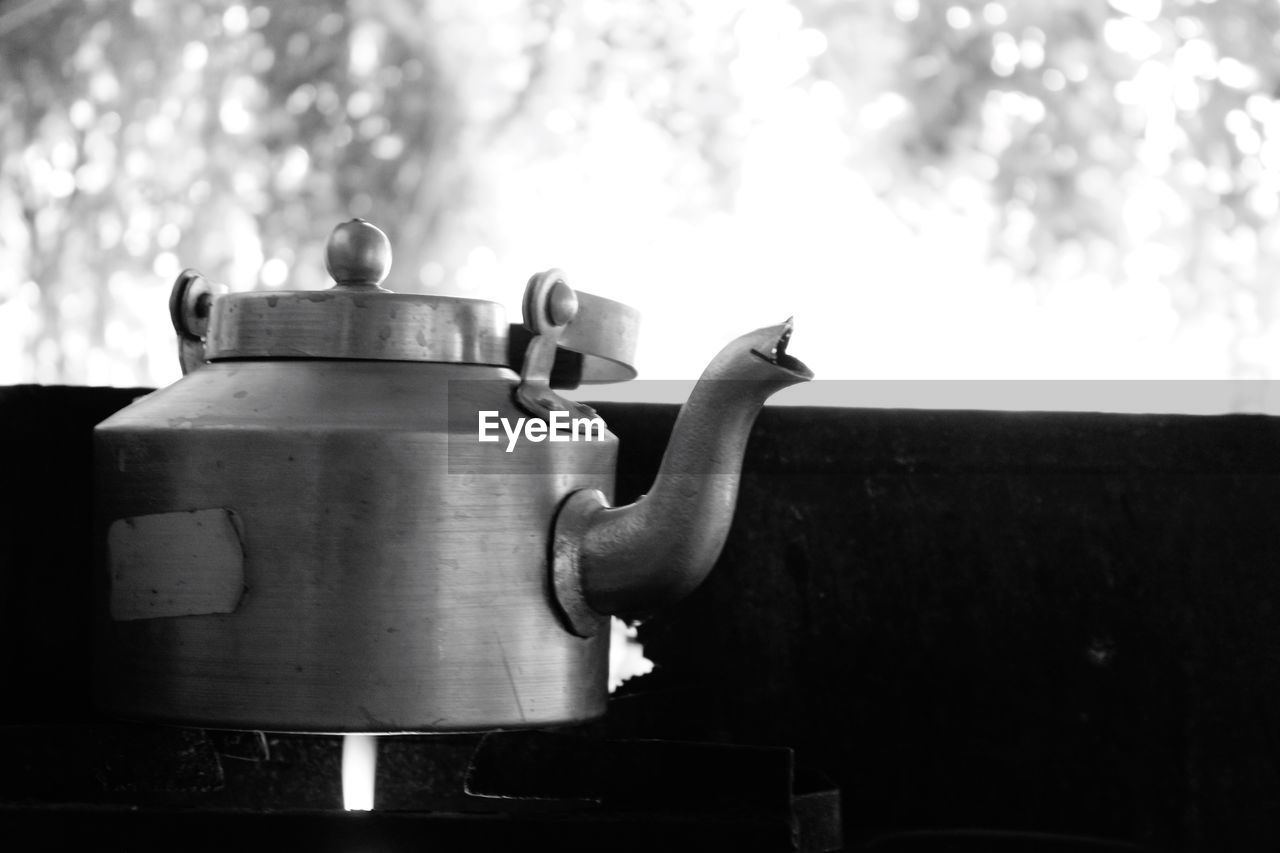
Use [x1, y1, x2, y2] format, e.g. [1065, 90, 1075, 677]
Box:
[3, 0, 1280, 384]
[798, 0, 1280, 373]
[0, 0, 746, 384]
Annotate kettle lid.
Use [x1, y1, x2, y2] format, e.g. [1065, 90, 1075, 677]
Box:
[189, 220, 638, 387]
[204, 219, 509, 366]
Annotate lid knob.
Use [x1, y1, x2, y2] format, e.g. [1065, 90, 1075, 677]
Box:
[325, 219, 392, 289]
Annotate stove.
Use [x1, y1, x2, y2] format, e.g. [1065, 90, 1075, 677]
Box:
[3, 724, 841, 852]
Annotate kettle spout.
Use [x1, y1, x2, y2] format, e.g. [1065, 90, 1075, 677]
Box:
[552, 320, 813, 636]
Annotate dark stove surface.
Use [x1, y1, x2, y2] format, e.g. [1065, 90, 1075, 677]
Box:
[1, 726, 842, 853]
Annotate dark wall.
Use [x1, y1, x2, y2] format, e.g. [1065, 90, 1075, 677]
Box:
[4, 385, 1280, 851]
[596, 402, 1280, 851]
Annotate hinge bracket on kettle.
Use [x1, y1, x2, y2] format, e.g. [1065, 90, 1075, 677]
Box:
[170, 269, 227, 375]
[515, 269, 599, 422]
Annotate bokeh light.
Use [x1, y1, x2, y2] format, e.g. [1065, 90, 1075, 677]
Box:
[2, 0, 1280, 411]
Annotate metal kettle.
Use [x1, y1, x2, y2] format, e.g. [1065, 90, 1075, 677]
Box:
[93, 220, 812, 733]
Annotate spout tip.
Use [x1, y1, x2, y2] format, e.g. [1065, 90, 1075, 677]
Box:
[750, 318, 814, 381]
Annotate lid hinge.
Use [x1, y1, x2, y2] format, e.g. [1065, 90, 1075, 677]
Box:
[514, 270, 599, 422]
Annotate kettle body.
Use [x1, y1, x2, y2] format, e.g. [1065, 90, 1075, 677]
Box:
[95, 358, 615, 732]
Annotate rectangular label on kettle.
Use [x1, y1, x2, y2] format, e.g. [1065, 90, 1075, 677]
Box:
[107, 508, 246, 621]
